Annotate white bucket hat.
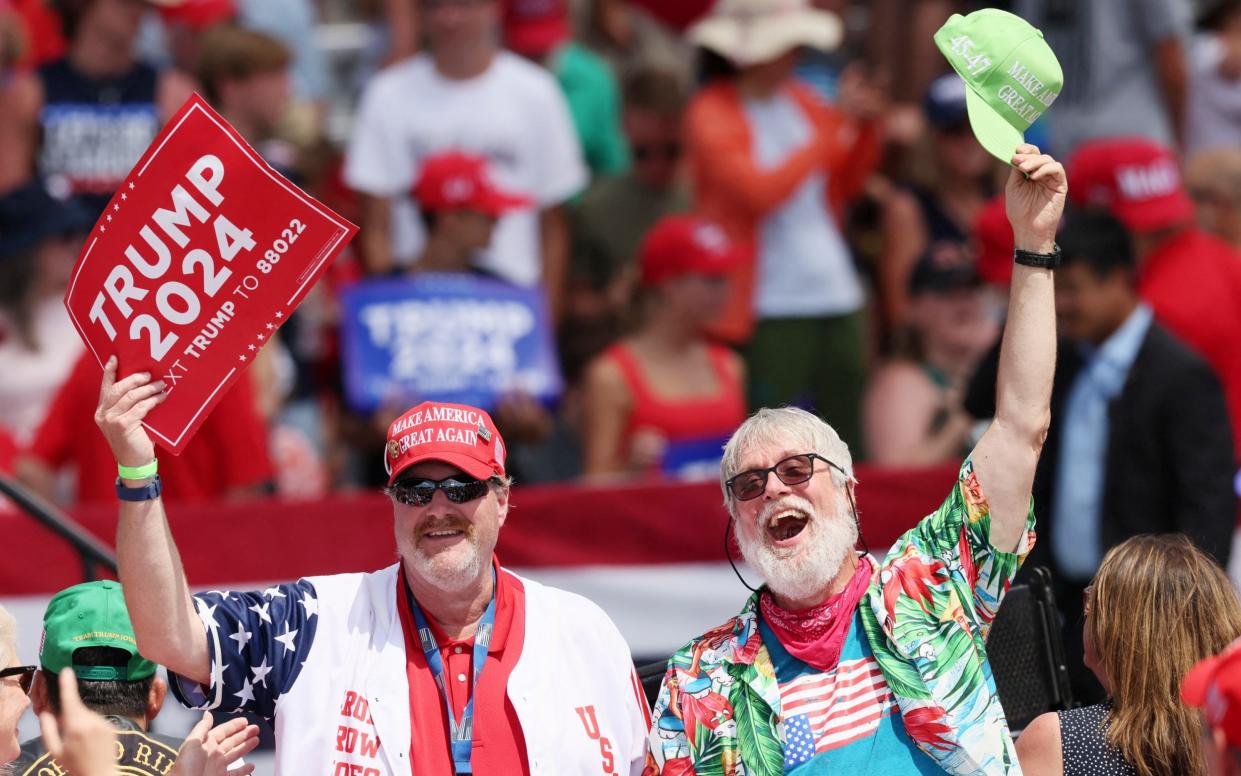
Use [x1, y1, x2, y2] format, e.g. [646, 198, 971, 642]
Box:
[688, 0, 844, 68]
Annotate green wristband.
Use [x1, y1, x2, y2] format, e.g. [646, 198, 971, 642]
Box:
[117, 460, 158, 480]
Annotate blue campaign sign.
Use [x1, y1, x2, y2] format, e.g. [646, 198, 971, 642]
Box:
[661, 434, 731, 481]
[339, 273, 562, 414]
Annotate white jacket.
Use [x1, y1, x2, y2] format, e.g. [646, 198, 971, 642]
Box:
[171, 563, 651, 775]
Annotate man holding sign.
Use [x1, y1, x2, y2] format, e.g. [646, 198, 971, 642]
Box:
[99, 384, 651, 773]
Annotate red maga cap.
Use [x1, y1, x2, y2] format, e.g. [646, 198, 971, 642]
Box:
[503, 0, 570, 59]
[384, 401, 507, 485]
[639, 216, 745, 287]
[154, 0, 237, 29]
[1183, 637, 1241, 749]
[1066, 137, 1194, 234]
[411, 152, 532, 216]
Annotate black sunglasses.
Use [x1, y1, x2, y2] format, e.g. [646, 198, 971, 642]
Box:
[386, 476, 494, 507]
[725, 453, 845, 501]
[0, 665, 36, 695]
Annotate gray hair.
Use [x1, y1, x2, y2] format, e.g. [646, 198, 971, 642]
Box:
[720, 407, 856, 517]
[0, 604, 15, 666]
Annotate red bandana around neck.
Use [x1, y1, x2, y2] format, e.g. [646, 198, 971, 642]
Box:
[759, 554, 874, 672]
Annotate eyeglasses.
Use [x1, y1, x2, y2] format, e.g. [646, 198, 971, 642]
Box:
[725, 453, 844, 501]
[386, 476, 494, 507]
[0, 665, 36, 695]
[1083, 584, 1093, 619]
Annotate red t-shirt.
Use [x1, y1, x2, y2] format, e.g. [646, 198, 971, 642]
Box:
[396, 560, 531, 775]
[1138, 228, 1241, 458]
[26, 352, 274, 503]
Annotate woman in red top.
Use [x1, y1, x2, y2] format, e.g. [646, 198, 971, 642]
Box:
[580, 215, 746, 478]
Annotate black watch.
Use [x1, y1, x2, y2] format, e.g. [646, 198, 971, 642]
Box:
[116, 474, 162, 502]
[1013, 244, 1061, 269]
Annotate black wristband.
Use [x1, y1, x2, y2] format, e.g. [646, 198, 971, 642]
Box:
[116, 474, 162, 502]
[1013, 244, 1061, 269]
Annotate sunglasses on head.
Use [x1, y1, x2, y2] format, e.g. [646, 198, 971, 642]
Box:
[725, 452, 845, 501]
[0, 665, 36, 695]
[386, 475, 493, 507]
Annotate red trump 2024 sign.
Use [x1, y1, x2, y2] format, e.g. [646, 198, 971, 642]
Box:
[64, 95, 356, 454]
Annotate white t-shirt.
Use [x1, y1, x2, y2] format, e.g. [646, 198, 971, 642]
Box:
[745, 91, 863, 319]
[344, 52, 588, 286]
[1187, 34, 1241, 155]
[0, 299, 83, 445]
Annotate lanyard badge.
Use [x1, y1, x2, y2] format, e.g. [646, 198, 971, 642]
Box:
[407, 573, 498, 774]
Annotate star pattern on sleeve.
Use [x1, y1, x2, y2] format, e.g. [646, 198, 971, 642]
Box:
[228, 621, 252, 650]
[170, 579, 320, 722]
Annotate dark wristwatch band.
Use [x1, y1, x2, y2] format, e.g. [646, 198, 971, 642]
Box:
[116, 474, 162, 502]
[1014, 244, 1061, 269]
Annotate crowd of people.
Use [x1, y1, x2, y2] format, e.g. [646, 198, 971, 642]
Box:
[3, 0, 1241, 773]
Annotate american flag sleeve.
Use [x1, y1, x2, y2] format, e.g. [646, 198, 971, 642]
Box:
[168, 579, 320, 720]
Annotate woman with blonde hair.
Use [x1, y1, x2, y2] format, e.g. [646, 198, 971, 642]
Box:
[1017, 534, 1241, 776]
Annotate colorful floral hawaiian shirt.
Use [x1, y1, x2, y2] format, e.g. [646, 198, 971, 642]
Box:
[646, 459, 1036, 776]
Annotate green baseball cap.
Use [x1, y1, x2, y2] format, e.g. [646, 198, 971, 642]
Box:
[39, 581, 157, 681]
[934, 8, 1063, 164]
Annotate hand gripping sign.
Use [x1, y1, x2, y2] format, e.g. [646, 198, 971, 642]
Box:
[64, 95, 357, 453]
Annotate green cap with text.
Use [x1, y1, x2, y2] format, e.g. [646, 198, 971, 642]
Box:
[934, 8, 1063, 163]
[40, 581, 157, 681]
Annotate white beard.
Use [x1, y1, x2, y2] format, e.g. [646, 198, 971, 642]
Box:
[407, 539, 483, 592]
[736, 494, 858, 604]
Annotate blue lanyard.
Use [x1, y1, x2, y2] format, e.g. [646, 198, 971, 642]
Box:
[406, 574, 497, 775]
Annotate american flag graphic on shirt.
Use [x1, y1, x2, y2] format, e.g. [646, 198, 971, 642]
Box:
[779, 655, 895, 767]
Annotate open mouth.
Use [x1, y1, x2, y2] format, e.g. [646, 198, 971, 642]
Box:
[766, 511, 809, 544]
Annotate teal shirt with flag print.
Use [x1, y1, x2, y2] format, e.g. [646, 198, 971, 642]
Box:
[759, 613, 941, 774]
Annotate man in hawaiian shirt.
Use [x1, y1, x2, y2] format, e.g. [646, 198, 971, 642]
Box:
[647, 136, 1064, 776]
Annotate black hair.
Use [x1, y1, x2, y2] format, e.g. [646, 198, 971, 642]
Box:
[696, 47, 738, 85]
[50, 0, 94, 43]
[0, 249, 41, 350]
[1199, 0, 1241, 31]
[1057, 209, 1135, 280]
[417, 206, 441, 234]
[43, 647, 152, 719]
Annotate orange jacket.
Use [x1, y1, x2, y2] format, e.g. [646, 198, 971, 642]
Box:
[685, 79, 880, 343]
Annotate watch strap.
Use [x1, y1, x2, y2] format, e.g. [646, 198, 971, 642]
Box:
[116, 474, 163, 502]
[1013, 245, 1062, 268]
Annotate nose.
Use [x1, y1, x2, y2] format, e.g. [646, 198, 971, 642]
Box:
[763, 471, 793, 500]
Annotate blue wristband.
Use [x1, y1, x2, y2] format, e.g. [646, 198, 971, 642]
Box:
[116, 474, 162, 502]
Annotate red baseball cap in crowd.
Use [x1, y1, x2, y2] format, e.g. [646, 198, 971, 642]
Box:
[1066, 137, 1195, 234]
[153, 0, 237, 29]
[1182, 637, 1241, 748]
[974, 194, 1015, 288]
[385, 401, 507, 485]
[639, 216, 745, 287]
[412, 152, 533, 217]
[503, 0, 570, 59]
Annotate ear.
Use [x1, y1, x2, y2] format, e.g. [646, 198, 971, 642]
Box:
[494, 483, 510, 529]
[30, 671, 48, 715]
[147, 675, 168, 722]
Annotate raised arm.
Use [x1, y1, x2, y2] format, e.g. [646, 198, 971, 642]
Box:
[970, 145, 1065, 552]
[94, 356, 210, 685]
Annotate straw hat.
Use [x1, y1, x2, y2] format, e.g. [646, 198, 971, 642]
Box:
[688, 0, 843, 68]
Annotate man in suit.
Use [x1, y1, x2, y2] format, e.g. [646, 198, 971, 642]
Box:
[967, 208, 1236, 703]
